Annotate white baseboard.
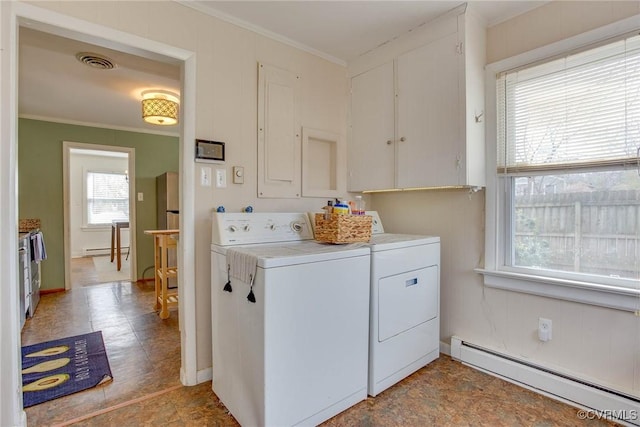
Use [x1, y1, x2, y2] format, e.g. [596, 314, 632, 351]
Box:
[181, 367, 212, 386]
[197, 367, 213, 384]
[451, 336, 640, 426]
[439, 340, 451, 356]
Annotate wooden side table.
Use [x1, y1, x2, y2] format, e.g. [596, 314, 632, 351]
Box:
[144, 229, 179, 319]
[110, 220, 129, 271]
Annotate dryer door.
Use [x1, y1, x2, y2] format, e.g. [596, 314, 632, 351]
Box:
[378, 265, 438, 342]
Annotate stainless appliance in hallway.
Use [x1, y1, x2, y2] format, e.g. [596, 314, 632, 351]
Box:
[18, 229, 44, 329]
[156, 172, 179, 229]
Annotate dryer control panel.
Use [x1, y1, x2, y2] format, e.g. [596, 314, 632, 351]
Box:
[212, 212, 313, 246]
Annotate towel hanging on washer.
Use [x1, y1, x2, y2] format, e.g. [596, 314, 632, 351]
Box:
[226, 249, 258, 283]
[226, 249, 258, 302]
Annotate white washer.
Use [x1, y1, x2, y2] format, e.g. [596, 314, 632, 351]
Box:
[210, 212, 370, 427]
[366, 211, 440, 397]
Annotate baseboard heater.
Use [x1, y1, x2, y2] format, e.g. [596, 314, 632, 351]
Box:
[82, 247, 128, 256]
[450, 336, 640, 426]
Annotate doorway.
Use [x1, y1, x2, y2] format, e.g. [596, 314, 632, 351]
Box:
[64, 144, 135, 288]
[1, 4, 199, 424]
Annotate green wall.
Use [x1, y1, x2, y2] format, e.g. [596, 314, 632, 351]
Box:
[18, 118, 179, 290]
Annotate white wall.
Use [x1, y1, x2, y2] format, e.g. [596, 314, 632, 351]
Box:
[486, 0, 640, 64]
[69, 152, 129, 257]
[26, 0, 348, 372]
[369, 1, 640, 399]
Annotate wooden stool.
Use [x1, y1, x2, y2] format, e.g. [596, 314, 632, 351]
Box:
[144, 229, 179, 319]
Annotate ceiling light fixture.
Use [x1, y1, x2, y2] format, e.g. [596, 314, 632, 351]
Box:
[141, 90, 179, 126]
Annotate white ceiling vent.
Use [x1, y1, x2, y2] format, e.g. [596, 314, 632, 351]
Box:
[75, 52, 116, 70]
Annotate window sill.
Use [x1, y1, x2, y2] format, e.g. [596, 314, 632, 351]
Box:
[475, 268, 640, 313]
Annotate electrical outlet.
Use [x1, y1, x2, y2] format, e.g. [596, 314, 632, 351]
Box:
[538, 318, 552, 342]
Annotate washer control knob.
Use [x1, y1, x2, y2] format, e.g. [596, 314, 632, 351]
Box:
[291, 222, 303, 232]
[243, 225, 251, 232]
[228, 225, 238, 232]
[269, 224, 277, 231]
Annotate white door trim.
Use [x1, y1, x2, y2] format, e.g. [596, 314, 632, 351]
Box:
[1, 3, 198, 425]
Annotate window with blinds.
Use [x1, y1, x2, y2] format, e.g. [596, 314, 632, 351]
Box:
[495, 32, 640, 283]
[497, 33, 640, 174]
[86, 171, 129, 226]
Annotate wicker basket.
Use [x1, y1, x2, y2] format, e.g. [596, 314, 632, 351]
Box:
[19, 218, 41, 233]
[314, 213, 372, 244]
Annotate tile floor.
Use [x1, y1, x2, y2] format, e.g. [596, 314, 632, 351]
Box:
[21, 258, 618, 426]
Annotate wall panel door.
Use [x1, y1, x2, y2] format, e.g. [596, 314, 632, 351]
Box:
[258, 62, 301, 198]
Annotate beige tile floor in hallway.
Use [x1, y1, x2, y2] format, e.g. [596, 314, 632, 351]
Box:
[21, 258, 618, 426]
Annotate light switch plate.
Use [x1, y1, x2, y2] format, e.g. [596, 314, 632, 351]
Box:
[233, 166, 244, 184]
[216, 168, 227, 188]
[201, 166, 212, 187]
[137, 192, 144, 201]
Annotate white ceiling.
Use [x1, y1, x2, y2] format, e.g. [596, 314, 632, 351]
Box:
[19, 28, 181, 135]
[193, 1, 548, 64]
[18, 1, 546, 133]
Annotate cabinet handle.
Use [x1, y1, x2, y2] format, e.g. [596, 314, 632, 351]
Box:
[637, 147, 640, 176]
[386, 140, 392, 145]
[18, 248, 27, 254]
[400, 137, 406, 142]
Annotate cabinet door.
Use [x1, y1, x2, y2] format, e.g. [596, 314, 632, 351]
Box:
[349, 61, 395, 192]
[396, 32, 461, 188]
[258, 62, 301, 198]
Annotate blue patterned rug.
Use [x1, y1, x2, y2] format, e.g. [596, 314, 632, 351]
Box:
[21, 331, 113, 407]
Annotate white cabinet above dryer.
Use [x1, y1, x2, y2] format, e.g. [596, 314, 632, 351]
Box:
[349, 61, 396, 192]
[348, 5, 486, 192]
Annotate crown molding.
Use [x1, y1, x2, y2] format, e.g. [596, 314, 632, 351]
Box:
[19, 114, 180, 137]
[176, 0, 347, 67]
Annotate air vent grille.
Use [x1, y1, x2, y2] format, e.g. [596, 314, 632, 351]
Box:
[75, 52, 116, 70]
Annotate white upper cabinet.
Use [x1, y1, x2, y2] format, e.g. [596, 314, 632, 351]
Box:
[348, 7, 486, 191]
[396, 31, 461, 188]
[349, 61, 395, 192]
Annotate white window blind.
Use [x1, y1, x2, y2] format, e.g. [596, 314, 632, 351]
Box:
[497, 33, 640, 173]
[87, 171, 129, 225]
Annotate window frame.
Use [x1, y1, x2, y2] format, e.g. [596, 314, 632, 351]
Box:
[478, 16, 640, 313]
[83, 169, 130, 228]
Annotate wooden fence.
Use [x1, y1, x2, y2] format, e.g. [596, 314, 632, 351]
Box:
[515, 190, 640, 279]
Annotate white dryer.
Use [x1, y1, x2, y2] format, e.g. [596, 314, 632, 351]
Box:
[367, 211, 440, 396]
[210, 212, 370, 426]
